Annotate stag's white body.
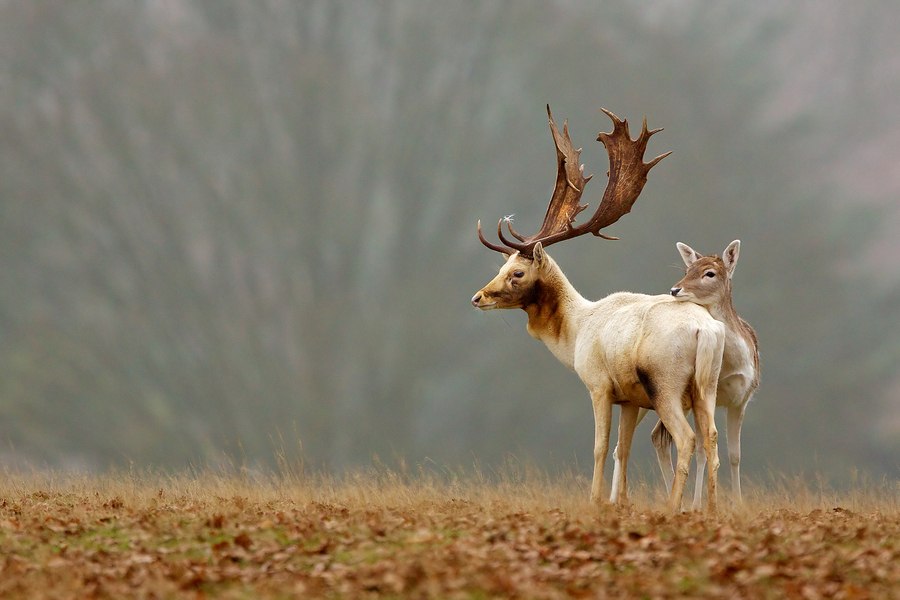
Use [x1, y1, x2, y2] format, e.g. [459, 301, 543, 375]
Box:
[473, 247, 725, 513]
[623, 240, 759, 509]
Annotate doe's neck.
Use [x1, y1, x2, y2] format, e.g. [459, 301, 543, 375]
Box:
[705, 287, 736, 322]
[706, 292, 751, 344]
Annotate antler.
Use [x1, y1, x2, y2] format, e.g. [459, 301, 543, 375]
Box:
[478, 105, 671, 257]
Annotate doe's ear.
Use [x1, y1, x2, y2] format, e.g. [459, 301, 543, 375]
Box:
[532, 242, 546, 269]
[723, 240, 741, 278]
[676, 242, 703, 267]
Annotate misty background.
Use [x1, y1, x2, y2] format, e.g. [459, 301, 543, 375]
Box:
[1, 1, 898, 484]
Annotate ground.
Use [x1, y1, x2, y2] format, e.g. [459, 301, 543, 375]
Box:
[0, 467, 896, 598]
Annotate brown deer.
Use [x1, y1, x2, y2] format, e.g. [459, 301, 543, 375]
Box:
[653, 240, 760, 508]
[471, 106, 726, 513]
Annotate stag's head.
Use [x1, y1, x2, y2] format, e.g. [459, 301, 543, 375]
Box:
[670, 240, 741, 306]
[471, 243, 552, 310]
[473, 105, 670, 310]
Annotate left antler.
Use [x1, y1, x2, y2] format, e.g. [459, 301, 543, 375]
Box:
[478, 105, 671, 257]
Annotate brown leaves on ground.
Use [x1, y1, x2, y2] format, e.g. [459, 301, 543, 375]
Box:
[0, 472, 896, 598]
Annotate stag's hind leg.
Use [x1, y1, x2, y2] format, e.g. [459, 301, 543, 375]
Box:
[694, 327, 724, 514]
[654, 400, 695, 514]
[693, 406, 719, 513]
[692, 411, 707, 511]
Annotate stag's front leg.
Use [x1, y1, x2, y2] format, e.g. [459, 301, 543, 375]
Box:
[589, 387, 613, 506]
[610, 404, 639, 505]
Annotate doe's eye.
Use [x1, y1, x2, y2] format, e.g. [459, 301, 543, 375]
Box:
[513, 270, 525, 278]
[704, 271, 716, 278]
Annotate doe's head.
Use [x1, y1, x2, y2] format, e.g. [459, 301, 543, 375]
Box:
[669, 240, 741, 306]
[471, 243, 550, 310]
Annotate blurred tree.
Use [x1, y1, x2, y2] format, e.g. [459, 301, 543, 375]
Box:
[0, 0, 896, 480]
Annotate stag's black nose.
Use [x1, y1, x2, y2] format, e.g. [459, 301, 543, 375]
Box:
[471, 293, 482, 306]
[670, 287, 681, 297]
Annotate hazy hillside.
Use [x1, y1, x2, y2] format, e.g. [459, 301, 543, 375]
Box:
[0, 1, 897, 481]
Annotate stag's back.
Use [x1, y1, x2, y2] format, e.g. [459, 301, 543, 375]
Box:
[574, 293, 724, 408]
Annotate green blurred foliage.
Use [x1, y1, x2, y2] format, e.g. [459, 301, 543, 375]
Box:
[0, 1, 897, 479]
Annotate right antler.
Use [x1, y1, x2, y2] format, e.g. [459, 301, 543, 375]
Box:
[478, 105, 671, 257]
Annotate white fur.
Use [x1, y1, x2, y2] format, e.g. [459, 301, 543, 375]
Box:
[474, 248, 725, 513]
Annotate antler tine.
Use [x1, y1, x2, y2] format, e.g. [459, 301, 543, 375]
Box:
[599, 107, 629, 138]
[477, 219, 512, 254]
[494, 218, 518, 250]
[638, 117, 674, 171]
[504, 218, 529, 242]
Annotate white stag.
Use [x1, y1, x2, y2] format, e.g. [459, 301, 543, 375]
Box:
[471, 106, 726, 513]
[651, 240, 760, 508]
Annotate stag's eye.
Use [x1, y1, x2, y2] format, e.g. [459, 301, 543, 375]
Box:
[704, 271, 716, 278]
[513, 270, 525, 278]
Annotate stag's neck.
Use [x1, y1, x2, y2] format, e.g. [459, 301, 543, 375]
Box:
[523, 263, 588, 370]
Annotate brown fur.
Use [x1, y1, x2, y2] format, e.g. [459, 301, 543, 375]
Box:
[524, 279, 565, 342]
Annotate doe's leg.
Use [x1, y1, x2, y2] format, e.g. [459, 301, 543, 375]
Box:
[650, 419, 675, 494]
[726, 401, 749, 504]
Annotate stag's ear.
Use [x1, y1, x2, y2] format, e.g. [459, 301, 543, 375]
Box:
[532, 242, 547, 269]
[676, 242, 702, 267]
[723, 240, 740, 278]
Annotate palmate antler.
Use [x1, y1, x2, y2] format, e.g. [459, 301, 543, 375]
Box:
[478, 105, 671, 257]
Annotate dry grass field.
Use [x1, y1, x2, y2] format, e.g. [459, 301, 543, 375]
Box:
[0, 464, 897, 599]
